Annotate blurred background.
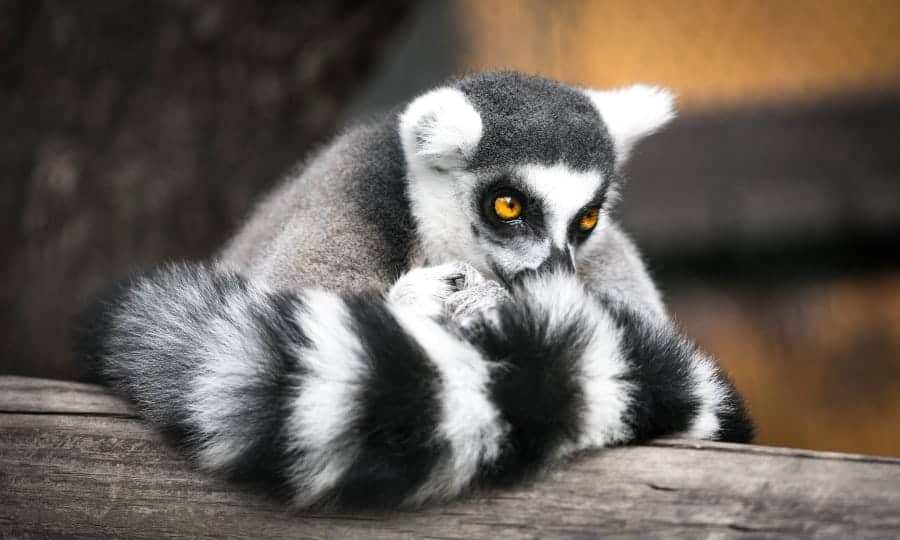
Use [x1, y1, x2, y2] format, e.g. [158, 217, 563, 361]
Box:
[2, 0, 899, 457]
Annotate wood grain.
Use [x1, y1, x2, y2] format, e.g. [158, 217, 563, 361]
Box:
[0, 375, 134, 417]
[2, 376, 899, 539]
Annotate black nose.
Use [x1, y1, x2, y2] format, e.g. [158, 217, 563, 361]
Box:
[498, 247, 576, 287]
[536, 246, 575, 275]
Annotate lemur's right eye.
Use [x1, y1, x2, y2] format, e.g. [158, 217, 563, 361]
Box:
[493, 194, 523, 221]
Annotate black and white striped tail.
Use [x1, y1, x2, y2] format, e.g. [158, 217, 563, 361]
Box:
[76, 262, 752, 509]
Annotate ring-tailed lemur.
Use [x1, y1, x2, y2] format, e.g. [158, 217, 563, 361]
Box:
[78, 72, 752, 510]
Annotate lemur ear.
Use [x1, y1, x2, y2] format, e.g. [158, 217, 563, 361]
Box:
[584, 84, 676, 165]
[399, 87, 483, 171]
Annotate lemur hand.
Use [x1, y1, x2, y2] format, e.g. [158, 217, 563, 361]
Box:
[387, 262, 510, 327]
[388, 262, 486, 318]
[444, 279, 510, 330]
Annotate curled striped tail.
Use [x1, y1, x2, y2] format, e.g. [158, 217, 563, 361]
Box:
[76, 262, 751, 509]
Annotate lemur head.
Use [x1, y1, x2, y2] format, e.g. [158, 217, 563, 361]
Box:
[399, 71, 674, 281]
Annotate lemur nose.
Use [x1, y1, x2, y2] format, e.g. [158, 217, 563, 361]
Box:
[536, 246, 575, 275]
[500, 246, 575, 287]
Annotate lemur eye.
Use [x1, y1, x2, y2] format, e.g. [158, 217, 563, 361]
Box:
[493, 194, 523, 221]
[579, 207, 600, 231]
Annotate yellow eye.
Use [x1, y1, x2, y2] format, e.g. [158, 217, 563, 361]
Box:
[493, 196, 523, 221]
[579, 207, 600, 231]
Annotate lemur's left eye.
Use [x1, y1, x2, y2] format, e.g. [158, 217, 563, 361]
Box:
[492, 193, 523, 221]
[579, 207, 600, 231]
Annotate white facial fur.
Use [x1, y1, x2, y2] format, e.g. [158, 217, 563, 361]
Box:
[516, 163, 605, 247]
[400, 88, 489, 273]
[400, 83, 675, 279]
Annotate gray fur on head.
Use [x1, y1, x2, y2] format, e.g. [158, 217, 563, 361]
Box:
[401, 71, 675, 175]
[458, 72, 617, 173]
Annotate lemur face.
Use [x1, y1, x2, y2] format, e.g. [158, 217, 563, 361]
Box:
[400, 72, 674, 282]
[464, 163, 604, 278]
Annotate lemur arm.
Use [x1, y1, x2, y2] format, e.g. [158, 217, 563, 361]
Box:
[78, 262, 751, 510]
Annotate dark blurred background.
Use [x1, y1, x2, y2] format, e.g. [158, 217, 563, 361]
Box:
[3, 1, 900, 457]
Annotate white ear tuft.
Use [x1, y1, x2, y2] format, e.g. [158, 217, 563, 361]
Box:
[399, 87, 483, 171]
[584, 84, 676, 164]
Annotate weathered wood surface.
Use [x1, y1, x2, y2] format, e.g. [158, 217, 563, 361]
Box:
[2, 376, 899, 539]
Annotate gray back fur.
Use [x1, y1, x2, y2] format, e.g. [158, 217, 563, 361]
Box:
[219, 118, 415, 294]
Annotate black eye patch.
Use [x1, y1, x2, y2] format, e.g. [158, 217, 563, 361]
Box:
[568, 194, 607, 244]
[475, 176, 546, 237]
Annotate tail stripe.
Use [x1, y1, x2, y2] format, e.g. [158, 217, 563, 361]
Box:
[468, 280, 591, 486]
[208, 291, 308, 493]
[285, 289, 369, 506]
[327, 296, 446, 509]
[391, 306, 505, 505]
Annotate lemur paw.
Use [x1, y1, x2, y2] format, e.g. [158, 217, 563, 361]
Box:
[444, 280, 510, 331]
[388, 262, 488, 319]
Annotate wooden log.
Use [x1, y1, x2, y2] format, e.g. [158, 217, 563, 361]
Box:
[2, 375, 899, 538]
